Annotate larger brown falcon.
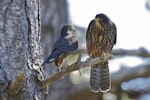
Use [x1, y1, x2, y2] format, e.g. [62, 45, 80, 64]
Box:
[86, 13, 117, 93]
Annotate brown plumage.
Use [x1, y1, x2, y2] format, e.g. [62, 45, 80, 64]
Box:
[54, 53, 69, 71]
[86, 13, 117, 93]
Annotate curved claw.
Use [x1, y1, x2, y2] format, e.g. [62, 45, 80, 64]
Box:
[77, 53, 82, 62]
[101, 51, 113, 61]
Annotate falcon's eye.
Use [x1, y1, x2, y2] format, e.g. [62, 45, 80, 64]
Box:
[73, 29, 75, 32]
[98, 18, 103, 21]
[94, 18, 103, 22]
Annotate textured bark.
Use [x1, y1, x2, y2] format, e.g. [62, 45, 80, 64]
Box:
[0, 0, 46, 99]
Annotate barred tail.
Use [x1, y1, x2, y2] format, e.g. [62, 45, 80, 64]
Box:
[99, 61, 111, 92]
[90, 61, 110, 93]
[90, 65, 100, 93]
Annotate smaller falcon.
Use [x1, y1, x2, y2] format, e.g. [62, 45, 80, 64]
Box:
[43, 25, 78, 72]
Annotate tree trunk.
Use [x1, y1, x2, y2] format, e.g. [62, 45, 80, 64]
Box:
[0, 0, 46, 99]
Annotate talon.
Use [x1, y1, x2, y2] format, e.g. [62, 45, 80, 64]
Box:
[77, 53, 82, 62]
[58, 68, 62, 72]
[104, 53, 113, 60]
[86, 57, 91, 61]
[58, 68, 64, 79]
[101, 51, 113, 61]
[101, 51, 105, 61]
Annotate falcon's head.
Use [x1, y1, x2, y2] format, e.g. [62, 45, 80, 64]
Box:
[61, 25, 76, 37]
[94, 13, 110, 24]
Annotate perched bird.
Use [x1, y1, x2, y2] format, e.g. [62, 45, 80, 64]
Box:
[43, 25, 78, 72]
[86, 13, 117, 93]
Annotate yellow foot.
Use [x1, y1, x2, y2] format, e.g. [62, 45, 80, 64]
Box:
[58, 68, 65, 80]
[101, 52, 113, 61]
[104, 53, 113, 60]
[65, 62, 69, 69]
[77, 53, 82, 62]
[58, 67, 62, 72]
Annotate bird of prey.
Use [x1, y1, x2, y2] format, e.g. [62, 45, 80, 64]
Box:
[86, 13, 117, 93]
[43, 25, 78, 72]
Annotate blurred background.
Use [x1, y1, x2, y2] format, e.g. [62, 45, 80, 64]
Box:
[41, 0, 150, 100]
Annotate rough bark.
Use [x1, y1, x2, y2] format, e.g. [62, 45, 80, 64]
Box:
[0, 0, 46, 99]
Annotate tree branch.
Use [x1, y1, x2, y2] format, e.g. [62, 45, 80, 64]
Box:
[41, 47, 150, 89]
[111, 62, 150, 86]
[41, 54, 112, 89]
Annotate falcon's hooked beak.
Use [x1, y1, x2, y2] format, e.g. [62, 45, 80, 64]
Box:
[94, 18, 102, 22]
[94, 18, 102, 27]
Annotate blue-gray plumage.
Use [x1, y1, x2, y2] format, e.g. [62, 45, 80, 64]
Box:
[43, 25, 78, 71]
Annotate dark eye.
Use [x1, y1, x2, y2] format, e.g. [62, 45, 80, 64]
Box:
[73, 29, 75, 32]
[99, 18, 103, 21]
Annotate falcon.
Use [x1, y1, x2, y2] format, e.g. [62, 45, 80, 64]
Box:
[86, 13, 117, 93]
[43, 25, 78, 72]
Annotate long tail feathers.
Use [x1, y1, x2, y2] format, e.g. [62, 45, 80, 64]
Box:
[100, 62, 111, 92]
[90, 61, 110, 93]
[90, 65, 101, 93]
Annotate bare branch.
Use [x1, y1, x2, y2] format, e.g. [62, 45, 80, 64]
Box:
[111, 62, 150, 86]
[41, 47, 150, 89]
[41, 55, 112, 89]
